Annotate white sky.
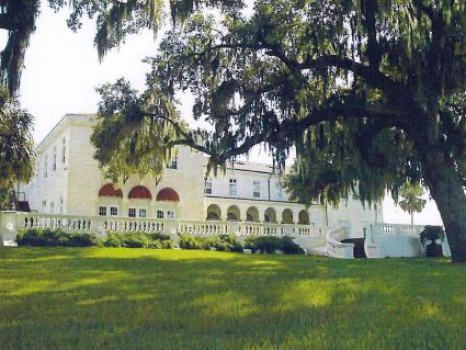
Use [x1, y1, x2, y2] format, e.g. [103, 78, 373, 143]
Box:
[4, 4, 443, 225]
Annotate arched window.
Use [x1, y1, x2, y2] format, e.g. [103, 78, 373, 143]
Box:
[206, 204, 221, 221]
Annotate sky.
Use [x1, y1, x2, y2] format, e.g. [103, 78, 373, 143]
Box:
[4, 4, 443, 226]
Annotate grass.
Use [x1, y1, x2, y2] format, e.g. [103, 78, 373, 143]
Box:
[0, 248, 464, 349]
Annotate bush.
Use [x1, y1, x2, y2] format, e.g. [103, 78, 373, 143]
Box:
[245, 236, 304, 255]
[16, 229, 174, 249]
[16, 228, 101, 247]
[120, 233, 150, 248]
[281, 236, 305, 255]
[179, 235, 204, 250]
[178, 234, 243, 252]
[104, 234, 122, 248]
[67, 233, 102, 247]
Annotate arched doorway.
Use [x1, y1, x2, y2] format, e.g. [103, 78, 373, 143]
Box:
[227, 205, 241, 221]
[298, 210, 310, 225]
[282, 209, 293, 224]
[264, 207, 277, 223]
[206, 204, 221, 220]
[246, 207, 259, 222]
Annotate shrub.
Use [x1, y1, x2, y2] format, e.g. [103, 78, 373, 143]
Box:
[120, 233, 150, 248]
[104, 234, 122, 247]
[420, 226, 445, 246]
[281, 236, 305, 255]
[16, 228, 101, 247]
[67, 233, 102, 247]
[178, 234, 243, 252]
[245, 236, 304, 255]
[149, 232, 171, 241]
[179, 235, 203, 250]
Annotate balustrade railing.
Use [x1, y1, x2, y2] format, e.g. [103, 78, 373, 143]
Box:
[372, 224, 424, 236]
[2, 211, 328, 238]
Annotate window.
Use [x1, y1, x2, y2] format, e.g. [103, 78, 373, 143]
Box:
[139, 209, 147, 218]
[157, 210, 164, 219]
[44, 155, 48, 178]
[166, 156, 178, 169]
[110, 207, 118, 216]
[276, 182, 283, 199]
[167, 210, 175, 219]
[59, 197, 64, 214]
[42, 200, 47, 209]
[50, 201, 55, 214]
[53, 146, 57, 171]
[128, 208, 137, 218]
[99, 206, 107, 216]
[253, 181, 260, 198]
[62, 138, 66, 163]
[205, 179, 212, 195]
[229, 179, 237, 196]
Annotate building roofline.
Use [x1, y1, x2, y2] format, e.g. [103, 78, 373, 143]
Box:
[36, 114, 96, 153]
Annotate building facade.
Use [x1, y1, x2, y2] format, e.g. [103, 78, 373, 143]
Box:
[20, 114, 382, 238]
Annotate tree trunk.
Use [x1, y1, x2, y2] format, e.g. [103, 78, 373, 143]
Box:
[418, 148, 466, 263]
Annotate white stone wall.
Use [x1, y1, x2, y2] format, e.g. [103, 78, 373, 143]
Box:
[207, 167, 289, 202]
[19, 119, 70, 215]
[327, 198, 383, 238]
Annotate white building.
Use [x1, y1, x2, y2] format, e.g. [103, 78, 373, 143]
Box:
[19, 114, 382, 238]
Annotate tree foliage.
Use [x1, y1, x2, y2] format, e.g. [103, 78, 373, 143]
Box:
[0, 88, 34, 208]
[398, 181, 426, 225]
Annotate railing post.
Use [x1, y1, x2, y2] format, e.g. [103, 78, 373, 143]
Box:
[0, 211, 21, 247]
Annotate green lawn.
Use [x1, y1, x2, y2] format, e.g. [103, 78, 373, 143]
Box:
[0, 248, 464, 349]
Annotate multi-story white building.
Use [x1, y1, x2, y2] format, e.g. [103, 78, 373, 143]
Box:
[19, 114, 382, 238]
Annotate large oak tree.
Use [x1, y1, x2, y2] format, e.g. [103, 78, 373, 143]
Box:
[91, 0, 465, 263]
[1, 1, 464, 262]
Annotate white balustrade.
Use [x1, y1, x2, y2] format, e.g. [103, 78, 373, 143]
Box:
[1, 211, 330, 248]
[373, 224, 424, 236]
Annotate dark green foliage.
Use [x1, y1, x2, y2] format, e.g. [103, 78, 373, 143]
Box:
[178, 234, 243, 252]
[420, 226, 445, 246]
[16, 229, 101, 247]
[104, 234, 122, 248]
[0, 88, 34, 208]
[179, 235, 207, 250]
[119, 233, 150, 248]
[67, 233, 103, 247]
[280, 236, 305, 255]
[16, 229, 173, 249]
[245, 236, 304, 255]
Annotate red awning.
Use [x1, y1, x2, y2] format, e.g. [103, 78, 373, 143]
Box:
[156, 188, 180, 202]
[98, 183, 123, 198]
[128, 186, 152, 200]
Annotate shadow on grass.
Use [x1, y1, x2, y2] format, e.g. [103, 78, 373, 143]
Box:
[0, 248, 464, 349]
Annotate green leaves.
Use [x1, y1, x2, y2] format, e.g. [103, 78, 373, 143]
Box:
[92, 78, 187, 183]
[0, 87, 34, 207]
